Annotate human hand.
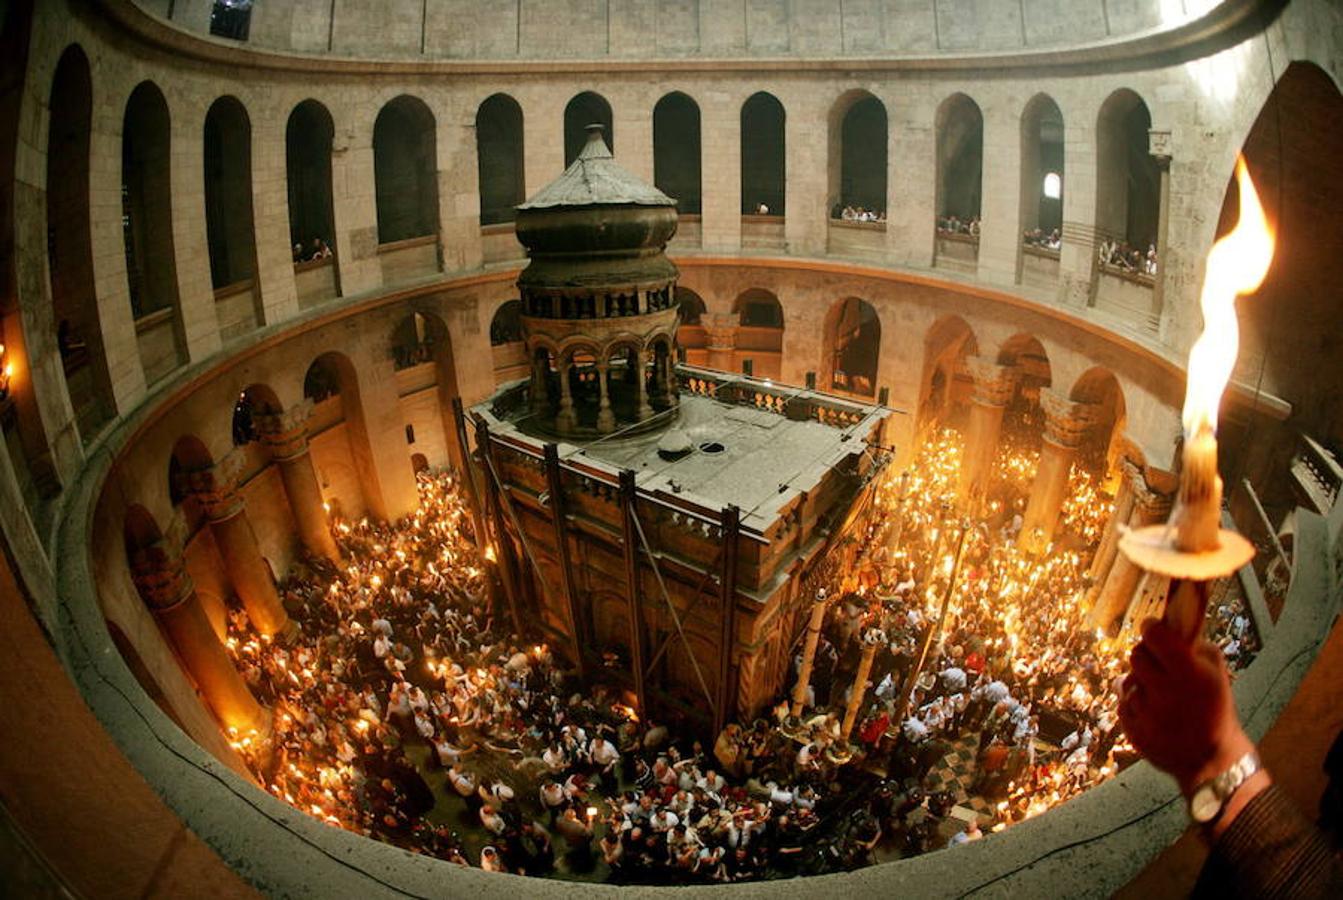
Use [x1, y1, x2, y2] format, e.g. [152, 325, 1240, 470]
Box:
[1118, 617, 1254, 796]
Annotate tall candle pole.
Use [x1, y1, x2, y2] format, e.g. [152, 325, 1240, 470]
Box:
[1118, 157, 1274, 643]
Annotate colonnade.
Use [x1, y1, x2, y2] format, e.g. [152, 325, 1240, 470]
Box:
[536, 344, 677, 436]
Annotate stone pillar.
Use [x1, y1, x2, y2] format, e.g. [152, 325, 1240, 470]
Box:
[841, 630, 882, 741]
[700, 88, 741, 253]
[976, 105, 1022, 286]
[957, 357, 1017, 510]
[887, 92, 937, 268]
[256, 402, 340, 564]
[556, 360, 576, 431]
[328, 107, 380, 295]
[784, 92, 827, 257]
[1086, 456, 1141, 593]
[1088, 473, 1175, 633]
[436, 101, 484, 273]
[1018, 389, 1096, 554]
[530, 352, 550, 414]
[1148, 130, 1172, 333]
[704, 314, 738, 372]
[169, 112, 223, 362]
[635, 348, 653, 419]
[250, 116, 301, 325]
[188, 454, 295, 640]
[128, 541, 267, 735]
[596, 362, 615, 433]
[1057, 117, 1098, 308]
[790, 592, 828, 718]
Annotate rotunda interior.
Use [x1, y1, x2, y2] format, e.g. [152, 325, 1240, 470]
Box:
[1, 1, 1342, 897]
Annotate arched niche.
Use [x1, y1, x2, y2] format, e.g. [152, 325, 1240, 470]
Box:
[476, 93, 524, 226]
[653, 92, 702, 215]
[1020, 94, 1064, 250]
[919, 315, 980, 434]
[829, 92, 887, 218]
[373, 95, 440, 245]
[821, 297, 881, 398]
[564, 91, 613, 167]
[47, 44, 115, 440]
[741, 92, 785, 216]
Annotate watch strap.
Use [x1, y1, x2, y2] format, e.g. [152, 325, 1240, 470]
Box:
[1189, 749, 1261, 825]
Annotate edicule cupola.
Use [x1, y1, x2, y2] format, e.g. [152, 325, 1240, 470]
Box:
[515, 125, 680, 437]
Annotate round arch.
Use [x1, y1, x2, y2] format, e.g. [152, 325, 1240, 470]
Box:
[653, 91, 702, 215]
[475, 93, 525, 226]
[829, 91, 887, 218]
[564, 91, 613, 167]
[741, 92, 785, 215]
[373, 95, 439, 244]
[919, 315, 980, 433]
[821, 297, 881, 397]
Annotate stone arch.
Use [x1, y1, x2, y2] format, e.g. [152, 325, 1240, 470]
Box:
[47, 43, 115, 440]
[936, 92, 984, 224]
[996, 333, 1052, 447]
[1069, 367, 1127, 477]
[308, 350, 378, 518]
[489, 299, 526, 386]
[122, 80, 186, 384]
[821, 297, 881, 397]
[676, 286, 707, 363]
[302, 354, 342, 405]
[373, 95, 439, 244]
[168, 434, 214, 528]
[286, 99, 338, 295]
[1095, 89, 1159, 254]
[733, 288, 783, 377]
[389, 310, 462, 471]
[741, 92, 785, 215]
[203, 96, 258, 291]
[1020, 93, 1065, 240]
[1217, 62, 1343, 497]
[231, 383, 282, 447]
[653, 91, 701, 215]
[919, 315, 980, 432]
[829, 90, 887, 216]
[476, 93, 524, 226]
[564, 91, 613, 167]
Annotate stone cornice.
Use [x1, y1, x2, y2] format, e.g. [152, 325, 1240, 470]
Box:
[94, 0, 1287, 79]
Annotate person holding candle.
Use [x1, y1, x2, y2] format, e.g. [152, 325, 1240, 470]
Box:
[1120, 617, 1342, 896]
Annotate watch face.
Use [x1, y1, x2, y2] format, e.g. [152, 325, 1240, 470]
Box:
[1191, 786, 1221, 823]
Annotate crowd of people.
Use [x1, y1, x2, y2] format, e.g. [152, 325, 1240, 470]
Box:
[835, 205, 887, 223]
[1022, 227, 1062, 251]
[292, 237, 334, 263]
[936, 214, 981, 237]
[1098, 238, 1157, 277]
[221, 412, 1259, 882]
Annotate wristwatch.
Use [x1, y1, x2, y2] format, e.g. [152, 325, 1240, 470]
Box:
[1188, 749, 1261, 824]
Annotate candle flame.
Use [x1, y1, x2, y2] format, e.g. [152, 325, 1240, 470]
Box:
[1182, 156, 1274, 436]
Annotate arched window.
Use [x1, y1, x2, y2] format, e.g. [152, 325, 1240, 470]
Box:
[122, 81, 185, 383]
[833, 93, 887, 218]
[936, 93, 984, 232]
[373, 96, 439, 244]
[824, 297, 881, 397]
[232, 384, 281, 447]
[48, 44, 114, 439]
[303, 355, 342, 405]
[203, 96, 258, 290]
[653, 92, 701, 215]
[741, 92, 785, 216]
[564, 92, 613, 167]
[476, 94, 525, 226]
[1096, 90, 1160, 272]
[286, 100, 336, 260]
[489, 300, 524, 346]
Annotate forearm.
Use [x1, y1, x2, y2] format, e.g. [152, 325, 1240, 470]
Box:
[1199, 783, 1343, 899]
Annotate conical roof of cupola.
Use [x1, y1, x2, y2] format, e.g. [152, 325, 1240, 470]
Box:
[519, 125, 675, 210]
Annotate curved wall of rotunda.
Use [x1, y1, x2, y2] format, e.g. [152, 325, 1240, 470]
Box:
[3, 0, 1343, 896]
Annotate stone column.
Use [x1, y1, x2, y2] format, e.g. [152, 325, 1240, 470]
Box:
[169, 111, 222, 362]
[1088, 473, 1175, 634]
[976, 105, 1022, 287]
[328, 105, 380, 295]
[188, 453, 295, 640]
[128, 541, 268, 735]
[957, 358, 1017, 510]
[530, 351, 550, 415]
[635, 348, 653, 420]
[1148, 130, 1172, 333]
[783, 92, 827, 257]
[436, 100, 484, 273]
[704, 314, 738, 372]
[249, 115, 300, 325]
[256, 402, 340, 564]
[1057, 116, 1098, 308]
[596, 362, 615, 433]
[1018, 389, 1096, 554]
[1086, 457, 1142, 594]
[841, 630, 882, 740]
[556, 360, 576, 431]
[700, 88, 741, 253]
[790, 591, 829, 717]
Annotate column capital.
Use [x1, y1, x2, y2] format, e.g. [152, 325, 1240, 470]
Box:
[255, 400, 314, 460]
[964, 356, 1018, 407]
[1148, 128, 1172, 166]
[1132, 468, 1177, 519]
[127, 541, 193, 611]
[1039, 388, 1098, 448]
[184, 450, 247, 520]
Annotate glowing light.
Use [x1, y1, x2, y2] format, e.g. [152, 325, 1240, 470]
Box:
[1182, 156, 1274, 436]
[1042, 172, 1061, 200]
